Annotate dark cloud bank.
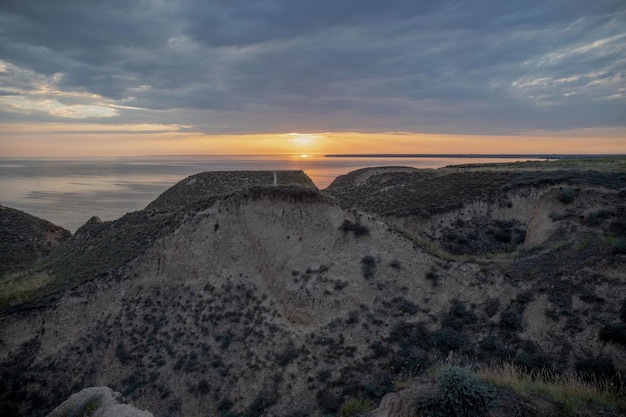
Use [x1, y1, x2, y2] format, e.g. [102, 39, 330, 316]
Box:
[0, 0, 624, 135]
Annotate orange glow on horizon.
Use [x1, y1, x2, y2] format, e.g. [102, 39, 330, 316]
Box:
[0, 123, 625, 157]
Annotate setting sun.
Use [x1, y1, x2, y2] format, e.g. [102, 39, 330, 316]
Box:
[288, 133, 319, 146]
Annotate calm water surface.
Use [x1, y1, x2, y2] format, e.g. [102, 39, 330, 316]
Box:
[0, 155, 534, 232]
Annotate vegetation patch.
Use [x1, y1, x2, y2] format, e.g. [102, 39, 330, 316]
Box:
[599, 323, 626, 346]
[338, 397, 374, 417]
[339, 219, 370, 237]
[361, 256, 377, 279]
[558, 188, 576, 204]
[477, 362, 626, 416]
[416, 366, 497, 417]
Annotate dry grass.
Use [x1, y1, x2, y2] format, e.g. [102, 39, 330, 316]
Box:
[477, 362, 626, 415]
[338, 397, 374, 417]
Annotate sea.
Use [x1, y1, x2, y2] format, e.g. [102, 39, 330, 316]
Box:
[0, 155, 539, 232]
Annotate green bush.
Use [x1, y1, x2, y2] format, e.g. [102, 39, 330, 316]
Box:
[499, 306, 523, 331]
[575, 356, 617, 381]
[599, 323, 626, 346]
[443, 301, 477, 330]
[493, 228, 512, 243]
[415, 366, 497, 417]
[427, 327, 468, 354]
[584, 210, 612, 226]
[558, 188, 576, 204]
[340, 220, 370, 237]
[612, 238, 626, 254]
[361, 256, 377, 279]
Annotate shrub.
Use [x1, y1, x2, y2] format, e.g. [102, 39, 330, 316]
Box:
[385, 297, 419, 315]
[317, 389, 342, 414]
[388, 322, 431, 349]
[575, 356, 617, 381]
[584, 210, 612, 226]
[340, 220, 370, 237]
[478, 336, 512, 361]
[115, 342, 131, 365]
[493, 228, 512, 243]
[415, 366, 497, 417]
[317, 369, 332, 383]
[389, 259, 402, 270]
[499, 306, 523, 331]
[425, 269, 439, 286]
[246, 393, 277, 417]
[361, 256, 377, 279]
[197, 379, 210, 395]
[427, 327, 468, 354]
[515, 350, 551, 372]
[483, 298, 500, 318]
[277, 342, 300, 366]
[599, 323, 626, 346]
[612, 238, 626, 254]
[558, 188, 576, 204]
[443, 301, 477, 330]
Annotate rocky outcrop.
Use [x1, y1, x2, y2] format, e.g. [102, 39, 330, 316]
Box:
[45, 386, 153, 417]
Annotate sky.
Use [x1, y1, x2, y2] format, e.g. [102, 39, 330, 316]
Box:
[0, 0, 625, 156]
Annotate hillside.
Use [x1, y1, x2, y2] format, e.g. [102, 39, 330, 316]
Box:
[0, 162, 625, 417]
[0, 205, 70, 276]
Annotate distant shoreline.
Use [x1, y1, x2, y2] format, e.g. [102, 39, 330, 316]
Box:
[324, 154, 626, 159]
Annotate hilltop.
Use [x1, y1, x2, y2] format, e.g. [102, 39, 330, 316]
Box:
[0, 161, 625, 417]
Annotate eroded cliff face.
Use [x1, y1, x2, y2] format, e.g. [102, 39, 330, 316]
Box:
[387, 184, 626, 250]
[326, 164, 626, 255]
[45, 386, 153, 417]
[1, 166, 625, 417]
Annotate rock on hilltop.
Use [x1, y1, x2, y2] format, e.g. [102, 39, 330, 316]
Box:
[0, 162, 625, 417]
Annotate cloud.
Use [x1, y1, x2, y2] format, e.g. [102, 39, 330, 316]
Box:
[0, 0, 624, 136]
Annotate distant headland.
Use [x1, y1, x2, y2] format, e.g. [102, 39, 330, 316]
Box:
[325, 153, 626, 158]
